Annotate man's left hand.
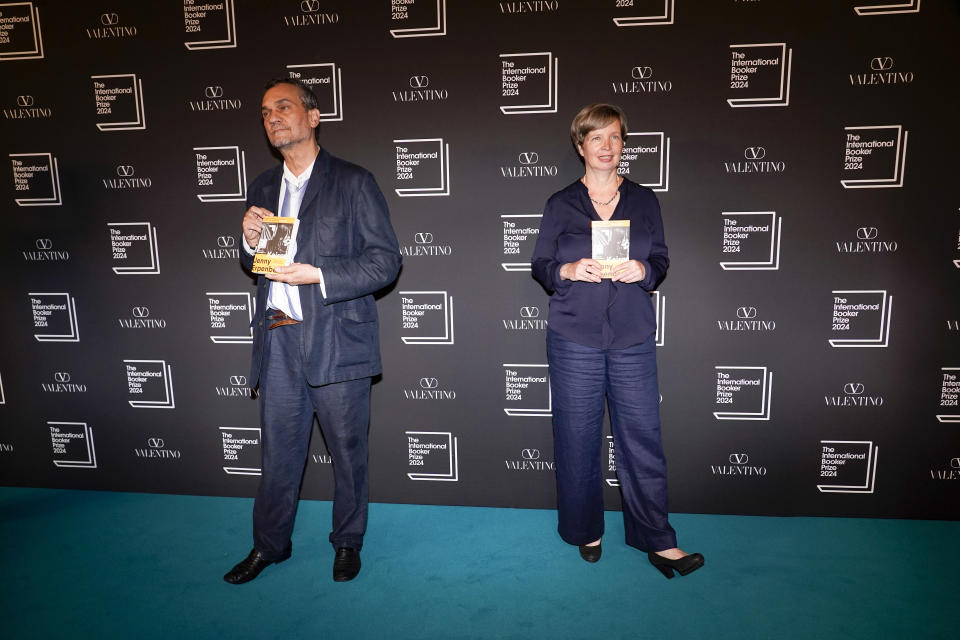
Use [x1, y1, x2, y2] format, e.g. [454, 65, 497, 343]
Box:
[609, 260, 646, 283]
[265, 263, 321, 285]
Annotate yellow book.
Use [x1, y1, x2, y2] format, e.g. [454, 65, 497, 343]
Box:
[251, 216, 299, 274]
[591, 220, 630, 278]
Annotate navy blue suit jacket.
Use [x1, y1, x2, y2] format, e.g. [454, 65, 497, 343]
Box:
[241, 147, 401, 387]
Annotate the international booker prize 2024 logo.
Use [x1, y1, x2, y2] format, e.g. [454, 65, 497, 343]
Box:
[29, 292, 79, 342]
[286, 63, 343, 121]
[728, 42, 792, 108]
[617, 132, 670, 191]
[499, 52, 558, 114]
[611, 0, 675, 27]
[123, 360, 175, 409]
[91, 73, 146, 131]
[406, 431, 458, 481]
[504, 364, 551, 417]
[184, 0, 237, 49]
[390, 0, 447, 38]
[394, 139, 450, 197]
[937, 368, 960, 423]
[48, 422, 97, 469]
[714, 366, 773, 421]
[220, 427, 260, 475]
[206, 292, 254, 344]
[720, 212, 782, 270]
[841, 125, 908, 189]
[194, 146, 247, 202]
[829, 290, 892, 347]
[108, 222, 160, 275]
[501, 214, 541, 271]
[853, 0, 920, 17]
[605, 436, 618, 486]
[9, 152, 61, 206]
[399, 291, 454, 345]
[818, 441, 878, 494]
[0, 1, 45, 60]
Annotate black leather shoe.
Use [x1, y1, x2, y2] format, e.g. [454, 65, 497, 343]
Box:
[223, 549, 282, 584]
[333, 547, 361, 582]
[578, 542, 602, 563]
[647, 551, 704, 579]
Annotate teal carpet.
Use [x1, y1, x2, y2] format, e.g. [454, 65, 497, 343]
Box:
[1, 487, 955, 639]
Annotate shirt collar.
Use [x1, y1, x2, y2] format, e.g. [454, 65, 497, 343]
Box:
[282, 157, 316, 191]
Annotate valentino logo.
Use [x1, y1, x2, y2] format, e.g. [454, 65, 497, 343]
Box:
[414, 232, 434, 244]
[101, 12, 119, 25]
[205, 86, 224, 99]
[729, 453, 749, 465]
[147, 437, 164, 449]
[518, 152, 539, 165]
[951, 458, 960, 469]
[131, 307, 150, 318]
[36, 238, 53, 250]
[520, 306, 540, 318]
[116, 165, 135, 177]
[521, 449, 541, 460]
[53, 372, 71, 383]
[631, 66, 653, 80]
[419, 377, 439, 389]
[230, 375, 247, 386]
[409, 76, 429, 89]
[856, 227, 879, 240]
[844, 383, 865, 395]
[217, 235, 236, 248]
[744, 146, 766, 160]
[870, 57, 894, 71]
[300, 0, 320, 12]
[17, 95, 34, 107]
[736, 306, 758, 319]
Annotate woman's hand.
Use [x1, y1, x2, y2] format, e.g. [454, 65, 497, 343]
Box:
[560, 258, 603, 283]
[609, 260, 646, 283]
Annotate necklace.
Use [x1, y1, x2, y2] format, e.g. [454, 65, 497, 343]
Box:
[582, 176, 622, 207]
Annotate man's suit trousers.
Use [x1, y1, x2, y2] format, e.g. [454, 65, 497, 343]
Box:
[253, 320, 370, 561]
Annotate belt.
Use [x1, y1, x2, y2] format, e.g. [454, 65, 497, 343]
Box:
[267, 309, 301, 330]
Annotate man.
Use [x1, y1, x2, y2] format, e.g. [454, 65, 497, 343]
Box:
[224, 78, 401, 584]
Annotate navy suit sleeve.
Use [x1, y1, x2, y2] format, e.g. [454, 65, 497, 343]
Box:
[531, 196, 573, 294]
[319, 171, 401, 304]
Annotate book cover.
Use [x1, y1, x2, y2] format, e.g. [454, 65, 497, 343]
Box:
[251, 216, 299, 274]
[591, 220, 630, 278]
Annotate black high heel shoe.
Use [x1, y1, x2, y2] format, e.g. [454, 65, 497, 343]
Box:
[647, 551, 704, 579]
[578, 542, 602, 563]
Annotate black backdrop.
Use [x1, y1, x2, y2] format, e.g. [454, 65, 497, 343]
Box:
[2, 0, 958, 519]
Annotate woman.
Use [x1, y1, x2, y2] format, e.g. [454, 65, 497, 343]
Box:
[531, 104, 703, 579]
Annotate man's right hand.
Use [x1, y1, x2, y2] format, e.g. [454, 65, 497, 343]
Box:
[242, 206, 273, 249]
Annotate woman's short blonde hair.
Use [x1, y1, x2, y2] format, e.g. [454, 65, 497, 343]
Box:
[570, 103, 628, 149]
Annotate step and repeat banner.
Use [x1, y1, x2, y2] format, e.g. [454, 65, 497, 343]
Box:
[1, 0, 957, 519]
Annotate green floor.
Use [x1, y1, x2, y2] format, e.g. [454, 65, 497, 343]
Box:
[1, 487, 955, 639]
